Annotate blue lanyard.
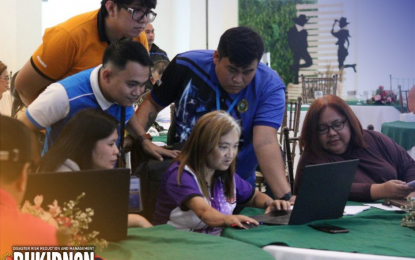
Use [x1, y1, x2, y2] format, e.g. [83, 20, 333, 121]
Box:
[215, 86, 242, 113]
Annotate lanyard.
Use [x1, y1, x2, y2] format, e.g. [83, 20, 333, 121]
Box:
[215, 86, 242, 113]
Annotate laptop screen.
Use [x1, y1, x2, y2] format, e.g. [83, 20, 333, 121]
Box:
[251, 159, 359, 225]
[289, 159, 359, 225]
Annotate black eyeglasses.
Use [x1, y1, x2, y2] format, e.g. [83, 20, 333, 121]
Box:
[118, 3, 157, 23]
[317, 119, 348, 135]
[2, 76, 10, 81]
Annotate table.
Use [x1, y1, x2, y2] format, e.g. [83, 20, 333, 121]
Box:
[100, 224, 274, 260]
[263, 245, 411, 260]
[221, 203, 415, 259]
[381, 121, 415, 160]
[152, 134, 168, 144]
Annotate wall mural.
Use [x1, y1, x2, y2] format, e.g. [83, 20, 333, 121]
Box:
[240, 1, 356, 91]
[331, 17, 357, 73]
[288, 14, 313, 84]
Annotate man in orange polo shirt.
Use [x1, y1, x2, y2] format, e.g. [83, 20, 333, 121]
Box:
[15, 0, 157, 106]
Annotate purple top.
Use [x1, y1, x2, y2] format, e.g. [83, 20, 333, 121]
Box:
[295, 130, 415, 201]
[153, 161, 255, 235]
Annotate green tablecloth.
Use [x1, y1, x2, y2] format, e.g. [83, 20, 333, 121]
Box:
[221, 203, 415, 258]
[381, 121, 415, 150]
[152, 135, 168, 144]
[100, 224, 274, 260]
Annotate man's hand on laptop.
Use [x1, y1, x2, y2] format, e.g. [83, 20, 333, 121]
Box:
[264, 200, 292, 214]
[142, 139, 180, 161]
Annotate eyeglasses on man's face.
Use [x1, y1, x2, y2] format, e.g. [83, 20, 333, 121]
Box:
[1, 76, 10, 82]
[118, 2, 157, 23]
[317, 119, 348, 135]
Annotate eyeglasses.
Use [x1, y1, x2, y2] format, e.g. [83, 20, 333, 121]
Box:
[317, 119, 348, 135]
[118, 3, 157, 23]
[1, 76, 10, 82]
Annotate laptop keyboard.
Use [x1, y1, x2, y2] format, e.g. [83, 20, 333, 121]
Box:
[251, 210, 292, 225]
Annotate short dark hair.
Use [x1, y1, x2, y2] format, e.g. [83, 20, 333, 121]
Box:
[102, 39, 153, 70]
[0, 116, 32, 183]
[217, 26, 264, 68]
[36, 109, 119, 172]
[299, 95, 366, 158]
[100, 0, 157, 16]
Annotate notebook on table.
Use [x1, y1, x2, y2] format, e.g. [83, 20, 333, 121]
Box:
[251, 159, 359, 225]
[23, 168, 131, 241]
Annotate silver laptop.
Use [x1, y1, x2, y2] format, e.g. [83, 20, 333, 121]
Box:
[252, 159, 359, 225]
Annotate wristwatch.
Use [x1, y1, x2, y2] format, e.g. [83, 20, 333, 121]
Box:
[137, 133, 153, 143]
[280, 191, 293, 201]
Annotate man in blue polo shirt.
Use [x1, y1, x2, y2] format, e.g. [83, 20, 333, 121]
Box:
[129, 26, 293, 201]
[18, 40, 156, 159]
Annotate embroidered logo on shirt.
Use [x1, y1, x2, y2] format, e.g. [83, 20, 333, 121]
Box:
[237, 99, 248, 113]
[37, 56, 48, 68]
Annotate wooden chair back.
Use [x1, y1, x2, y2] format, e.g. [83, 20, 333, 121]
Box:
[281, 94, 303, 194]
[398, 85, 410, 113]
[283, 127, 296, 194]
[280, 96, 302, 148]
[301, 74, 338, 104]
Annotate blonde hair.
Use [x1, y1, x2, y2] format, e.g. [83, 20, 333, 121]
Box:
[176, 110, 241, 199]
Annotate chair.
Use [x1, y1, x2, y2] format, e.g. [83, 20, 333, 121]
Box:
[256, 95, 302, 191]
[255, 171, 265, 191]
[279, 95, 303, 144]
[301, 74, 338, 104]
[398, 85, 410, 113]
[283, 127, 300, 194]
[133, 158, 173, 222]
[278, 96, 302, 194]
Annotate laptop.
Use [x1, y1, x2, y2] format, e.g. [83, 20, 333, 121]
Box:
[23, 169, 130, 241]
[252, 159, 359, 225]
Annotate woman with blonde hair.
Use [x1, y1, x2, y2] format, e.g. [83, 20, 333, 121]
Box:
[153, 110, 290, 235]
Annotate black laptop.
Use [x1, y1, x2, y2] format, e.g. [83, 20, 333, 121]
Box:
[23, 169, 130, 241]
[252, 159, 359, 225]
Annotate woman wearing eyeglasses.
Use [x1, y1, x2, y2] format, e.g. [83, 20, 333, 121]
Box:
[295, 95, 415, 202]
[0, 61, 13, 116]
